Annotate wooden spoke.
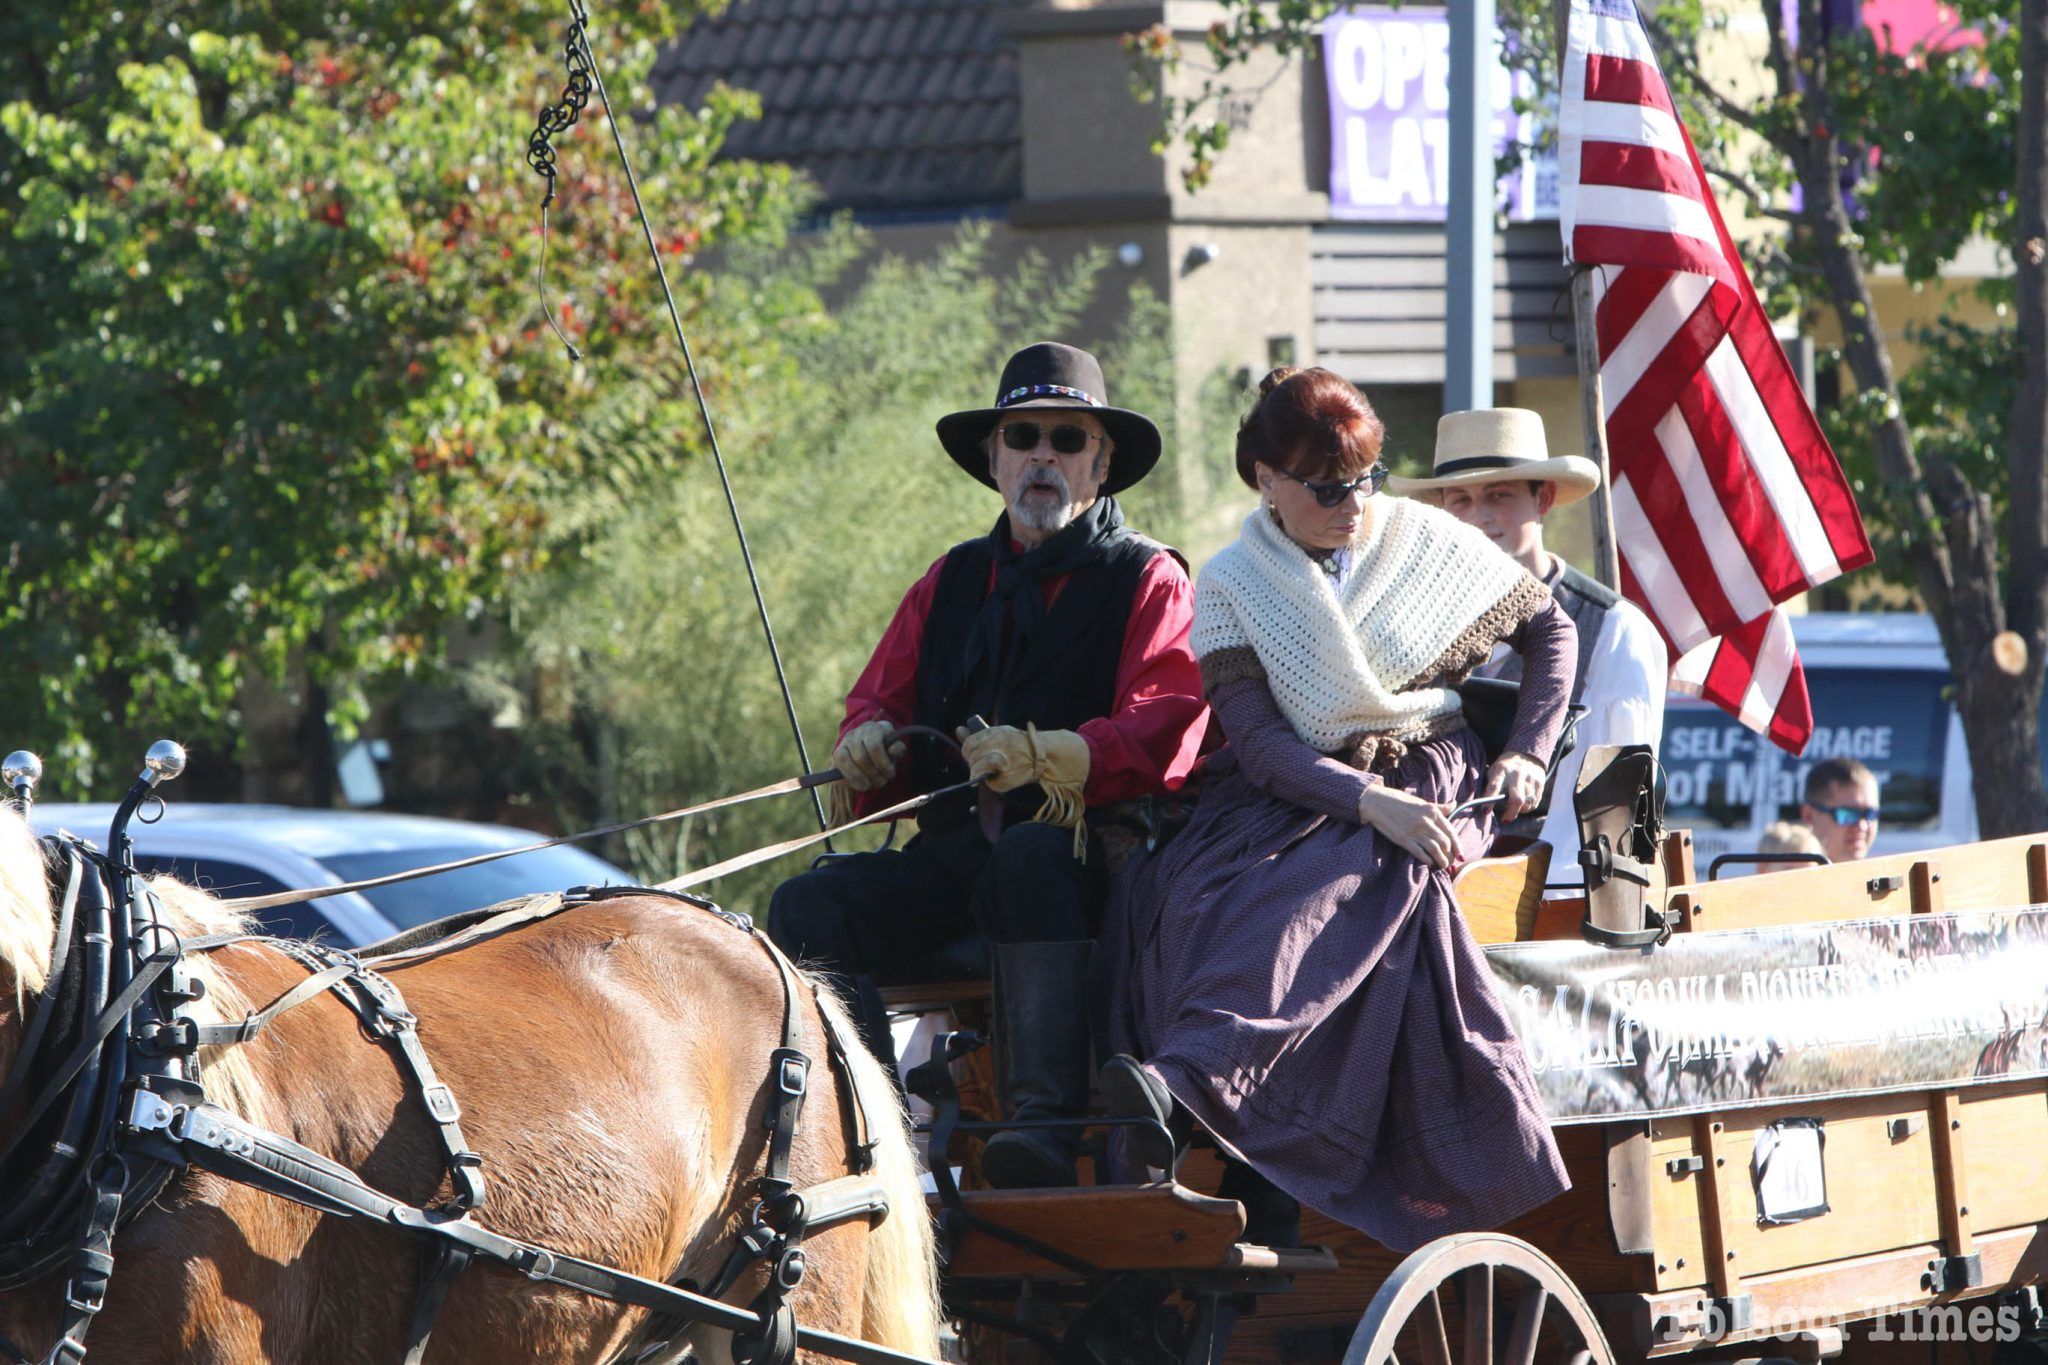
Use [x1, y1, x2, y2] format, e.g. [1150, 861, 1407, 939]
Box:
[1417, 1288, 1454, 1365]
[1462, 1265, 1494, 1365]
[1345, 1234, 1612, 1365]
[1504, 1285, 1550, 1365]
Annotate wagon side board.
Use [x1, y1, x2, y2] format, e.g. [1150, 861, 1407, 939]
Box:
[1434, 831, 2048, 1364]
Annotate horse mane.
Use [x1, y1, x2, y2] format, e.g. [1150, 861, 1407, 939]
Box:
[0, 808, 55, 1006]
[0, 807, 261, 1117]
[809, 978, 942, 1355]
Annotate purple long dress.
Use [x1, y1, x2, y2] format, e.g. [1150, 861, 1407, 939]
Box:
[1105, 596, 1576, 1253]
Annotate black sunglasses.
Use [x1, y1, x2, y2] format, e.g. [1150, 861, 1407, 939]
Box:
[999, 421, 1100, 456]
[1288, 463, 1389, 508]
[1814, 803, 1879, 827]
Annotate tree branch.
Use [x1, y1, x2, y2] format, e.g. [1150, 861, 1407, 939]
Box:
[1638, 10, 1787, 151]
[1760, 0, 1803, 114]
[1700, 163, 1800, 223]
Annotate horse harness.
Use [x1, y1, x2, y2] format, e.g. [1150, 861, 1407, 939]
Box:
[0, 843, 921, 1365]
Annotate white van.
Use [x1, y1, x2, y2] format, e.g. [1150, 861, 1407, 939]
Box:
[1662, 612, 2023, 877]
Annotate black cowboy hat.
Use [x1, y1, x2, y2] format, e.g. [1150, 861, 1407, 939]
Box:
[936, 342, 1163, 495]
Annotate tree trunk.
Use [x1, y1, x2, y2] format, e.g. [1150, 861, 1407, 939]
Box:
[1788, 0, 2048, 837]
[1997, 0, 2048, 838]
[298, 672, 335, 809]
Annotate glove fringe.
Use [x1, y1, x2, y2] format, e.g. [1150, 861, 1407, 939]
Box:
[825, 780, 857, 830]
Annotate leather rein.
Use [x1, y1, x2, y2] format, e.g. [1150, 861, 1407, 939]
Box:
[0, 842, 932, 1365]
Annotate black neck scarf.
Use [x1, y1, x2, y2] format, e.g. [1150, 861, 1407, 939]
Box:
[959, 495, 1130, 720]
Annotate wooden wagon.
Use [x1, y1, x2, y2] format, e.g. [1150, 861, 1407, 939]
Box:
[891, 828, 2048, 1364]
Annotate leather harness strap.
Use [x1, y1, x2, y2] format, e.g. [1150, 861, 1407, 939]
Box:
[2, 846, 905, 1365]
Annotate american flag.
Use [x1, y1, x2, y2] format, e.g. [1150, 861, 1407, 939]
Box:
[1559, 0, 1873, 753]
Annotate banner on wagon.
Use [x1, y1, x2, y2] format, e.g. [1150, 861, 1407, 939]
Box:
[1486, 906, 2048, 1124]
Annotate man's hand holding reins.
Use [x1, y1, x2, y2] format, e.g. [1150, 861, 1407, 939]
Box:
[959, 723, 1089, 795]
[834, 720, 904, 791]
[1483, 751, 1546, 822]
[1358, 785, 1456, 869]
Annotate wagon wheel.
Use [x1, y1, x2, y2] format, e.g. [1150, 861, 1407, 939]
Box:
[1344, 1233, 1614, 1365]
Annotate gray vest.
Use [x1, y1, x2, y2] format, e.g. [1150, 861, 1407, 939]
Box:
[1479, 561, 1618, 838]
[1477, 561, 1617, 705]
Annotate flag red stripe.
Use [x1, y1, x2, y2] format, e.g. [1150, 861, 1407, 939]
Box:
[1577, 142, 1701, 199]
[1582, 51, 1677, 115]
[1605, 287, 1723, 437]
[1592, 266, 1668, 362]
[1613, 430, 1746, 637]
[1673, 375, 1810, 602]
[1571, 223, 1732, 286]
[1769, 662, 1814, 754]
[1618, 559, 1679, 660]
[1722, 303, 1876, 571]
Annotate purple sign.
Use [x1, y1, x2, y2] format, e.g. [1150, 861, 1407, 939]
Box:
[1323, 7, 1558, 222]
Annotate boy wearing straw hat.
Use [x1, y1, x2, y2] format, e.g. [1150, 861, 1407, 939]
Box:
[1389, 408, 1666, 856]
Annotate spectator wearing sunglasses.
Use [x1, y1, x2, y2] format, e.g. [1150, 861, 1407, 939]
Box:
[1800, 757, 1881, 862]
[768, 342, 1207, 1190]
[1389, 408, 1666, 863]
[1098, 368, 1577, 1252]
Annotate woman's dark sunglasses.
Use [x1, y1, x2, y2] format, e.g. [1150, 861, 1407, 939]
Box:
[999, 421, 1100, 456]
[1289, 463, 1389, 508]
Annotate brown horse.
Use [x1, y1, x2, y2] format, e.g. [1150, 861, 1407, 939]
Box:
[0, 808, 940, 1364]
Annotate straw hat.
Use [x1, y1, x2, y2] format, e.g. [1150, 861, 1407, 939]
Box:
[1385, 408, 1601, 506]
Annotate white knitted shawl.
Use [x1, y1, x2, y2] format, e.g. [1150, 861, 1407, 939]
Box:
[1192, 498, 1546, 754]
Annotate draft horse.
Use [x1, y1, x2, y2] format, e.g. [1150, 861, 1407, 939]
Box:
[0, 807, 940, 1364]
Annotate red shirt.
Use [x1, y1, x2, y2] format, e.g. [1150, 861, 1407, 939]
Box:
[840, 549, 1209, 814]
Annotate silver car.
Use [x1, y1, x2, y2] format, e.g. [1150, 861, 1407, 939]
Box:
[29, 803, 631, 947]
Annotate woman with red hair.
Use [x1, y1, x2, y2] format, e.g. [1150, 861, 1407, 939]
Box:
[1101, 369, 1577, 1251]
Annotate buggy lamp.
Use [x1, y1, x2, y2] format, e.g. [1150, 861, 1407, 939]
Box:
[142, 739, 188, 787]
[3, 750, 42, 807]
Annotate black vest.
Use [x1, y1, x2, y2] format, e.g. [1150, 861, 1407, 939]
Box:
[905, 530, 1168, 801]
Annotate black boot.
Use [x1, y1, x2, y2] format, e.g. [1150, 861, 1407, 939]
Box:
[1099, 1054, 1186, 1174]
[1219, 1156, 1300, 1249]
[979, 941, 1094, 1190]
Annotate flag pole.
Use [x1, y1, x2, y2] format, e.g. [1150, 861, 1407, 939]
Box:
[1556, 0, 1623, 591]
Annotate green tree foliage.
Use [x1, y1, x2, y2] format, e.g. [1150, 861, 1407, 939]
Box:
[0, 0, 807, 794]
[472, 225, 1185, 907]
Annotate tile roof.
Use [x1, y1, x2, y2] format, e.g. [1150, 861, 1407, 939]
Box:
[652, 0, 1025, 212]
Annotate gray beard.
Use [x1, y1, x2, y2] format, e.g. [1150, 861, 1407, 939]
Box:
[1008, 471, 1074, 535]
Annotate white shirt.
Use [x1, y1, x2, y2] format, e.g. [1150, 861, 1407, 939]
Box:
[1530, 586, 1666, 867]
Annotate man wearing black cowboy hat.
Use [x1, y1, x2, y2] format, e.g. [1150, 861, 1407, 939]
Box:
[769, 342, 1208, 1189]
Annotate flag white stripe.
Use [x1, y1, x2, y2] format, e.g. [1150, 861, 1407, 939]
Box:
[1574, 100, 1687, 158]
[1571, 185, 1720, 246]
[1559, 15, 1590, 242]
[1670, 637, 1716, 692]
[1612, 474, 1711, 650]
[1600, 271, 1713, 416]
[1586, 11, 1660, 63]
[1703, 338, 1844, 584]
[1736, 609, 1799, 733]
[1654, 406, 1776, 621]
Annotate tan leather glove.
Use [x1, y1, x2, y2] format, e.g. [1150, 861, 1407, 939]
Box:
[826, 720, 905, 827]
[959, 723, 1092, 859]
[833, 720, 903, 792]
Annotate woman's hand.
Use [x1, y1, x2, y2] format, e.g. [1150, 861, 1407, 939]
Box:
[1483, 751, 1548, 821]
[1358, 785, 1457, 869]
